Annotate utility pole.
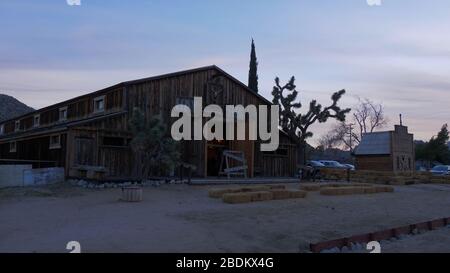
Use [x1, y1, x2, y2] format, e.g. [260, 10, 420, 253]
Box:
[347, 123, 354, 152]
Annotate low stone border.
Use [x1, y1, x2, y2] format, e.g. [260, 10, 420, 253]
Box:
[310, 217, 450, 253]
[67, 179, 188, 189]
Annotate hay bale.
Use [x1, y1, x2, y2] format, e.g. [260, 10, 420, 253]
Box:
[320, 186, 367, 196]
[288, 190, 307, 199]
[249, 191, 274, 202]
[320, 187, 346, 196]
[268, 185, 286, 190]
[240, 186, 270, 192]
[222, 192, 252, 204]
[270, 189, 291, 200]
[374, 186, 394, 193]
[300, 184, 321, 191]
[209, 186, 270, 198]
[363, 187, 378, 194]
[208, 188, 237, 198]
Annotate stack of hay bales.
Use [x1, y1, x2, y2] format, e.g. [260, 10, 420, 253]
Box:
[209, 185, 308, 204]
[429, 176, 450, 185]
[300, 182, 372, 191]
[315, 168, 447, 186]
[320, 168, 348, 181]
[319, 185, 394, 196]
[349, 170, 394, 184]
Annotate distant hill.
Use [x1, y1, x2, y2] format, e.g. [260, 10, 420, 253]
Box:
[0, 94, 34, 122]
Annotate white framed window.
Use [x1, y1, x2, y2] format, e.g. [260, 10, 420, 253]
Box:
[15, 120, 20, 132]
[34, 114, 40, 127]
[0, 124, 4, 135]
[59, 107, 68, 121]
[49, 134, 61, 149]
[9, 141, 17, 153]
[94, 96, 105, 113]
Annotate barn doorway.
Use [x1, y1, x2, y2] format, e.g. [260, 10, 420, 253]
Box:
[206, 140, 228, 177]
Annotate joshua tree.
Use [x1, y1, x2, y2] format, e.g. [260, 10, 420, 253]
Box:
[129, 108, 180, 179]
[271, 76, 351, 163]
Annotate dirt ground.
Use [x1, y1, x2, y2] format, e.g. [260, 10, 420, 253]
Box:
[0, 182, 449, 253]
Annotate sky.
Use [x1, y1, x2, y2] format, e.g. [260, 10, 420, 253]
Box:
[0, 0, 449, 144]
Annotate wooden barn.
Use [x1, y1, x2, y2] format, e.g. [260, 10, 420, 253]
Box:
[0, 66, 299, 180]
[354, 124, 415, 173]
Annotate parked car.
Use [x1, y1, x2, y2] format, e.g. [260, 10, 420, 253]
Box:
[430, 165, 450, 176]
[416, 166, 427, 172]
[318, 160, 348, 169]
[306, 160, 326, 168]
[341, 164, 355, 171]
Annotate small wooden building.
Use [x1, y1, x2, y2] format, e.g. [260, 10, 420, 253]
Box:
[0, 66, 298, 179]
[354, 125, 415, 173]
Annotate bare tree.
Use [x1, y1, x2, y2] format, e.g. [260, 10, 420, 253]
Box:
[320, 98, 388, 151]
[352, 97, 388, 142]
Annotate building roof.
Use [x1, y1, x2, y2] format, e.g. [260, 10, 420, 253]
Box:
[0, 65, 272, 124]
[354, 132, 391, 155]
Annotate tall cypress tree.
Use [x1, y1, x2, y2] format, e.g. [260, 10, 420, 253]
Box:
[248, 39, 259, 93]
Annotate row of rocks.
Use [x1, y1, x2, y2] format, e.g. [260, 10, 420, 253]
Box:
[320, 225, 450, 253]
[67, 179, 188, 189]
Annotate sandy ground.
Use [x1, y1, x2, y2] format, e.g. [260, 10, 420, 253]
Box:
[0, 182, 449, 253]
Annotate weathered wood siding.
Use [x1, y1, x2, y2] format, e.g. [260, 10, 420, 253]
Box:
[254, 133, 298, 177]
[0, 134, 66, 168]
[1, 66, 298, 179]
[355, 155, 393, 172]
[125, 68, 289, 177]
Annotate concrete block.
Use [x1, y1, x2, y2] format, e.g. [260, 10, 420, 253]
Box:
[0, 165, 32, 188]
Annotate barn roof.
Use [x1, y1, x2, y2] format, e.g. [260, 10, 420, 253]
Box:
[0, 65, 272, 124]
[354, 131, 391, 155]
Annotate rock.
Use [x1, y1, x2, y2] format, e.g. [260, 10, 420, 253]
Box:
[350, 243, 363, 251]
[324, 247, 340, 253]
[341, 246, 349, 253]
[77, 180, 88, 187]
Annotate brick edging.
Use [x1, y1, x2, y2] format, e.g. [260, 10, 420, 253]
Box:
[310, 217, 450, 253]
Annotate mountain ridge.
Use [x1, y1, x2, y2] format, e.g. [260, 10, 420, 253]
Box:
[0, 94, 35, 122]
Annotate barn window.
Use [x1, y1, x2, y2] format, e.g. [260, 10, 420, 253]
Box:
[9, 141, 17, 153]
[49, 134, 61, 149]
[94, 96, 105, 113]
[34, 114, 40, 127]
[59, 107, 68, 121]
[102, 136, 126, 147]
[15, 120, 20, 131]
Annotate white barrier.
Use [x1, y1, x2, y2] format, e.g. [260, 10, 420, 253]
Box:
[0, 165, 64, 188]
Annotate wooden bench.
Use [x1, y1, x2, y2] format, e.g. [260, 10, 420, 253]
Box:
[72, 165, 107, 180]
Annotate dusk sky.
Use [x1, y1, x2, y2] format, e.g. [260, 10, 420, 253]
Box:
[1, 0, 449, 144]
